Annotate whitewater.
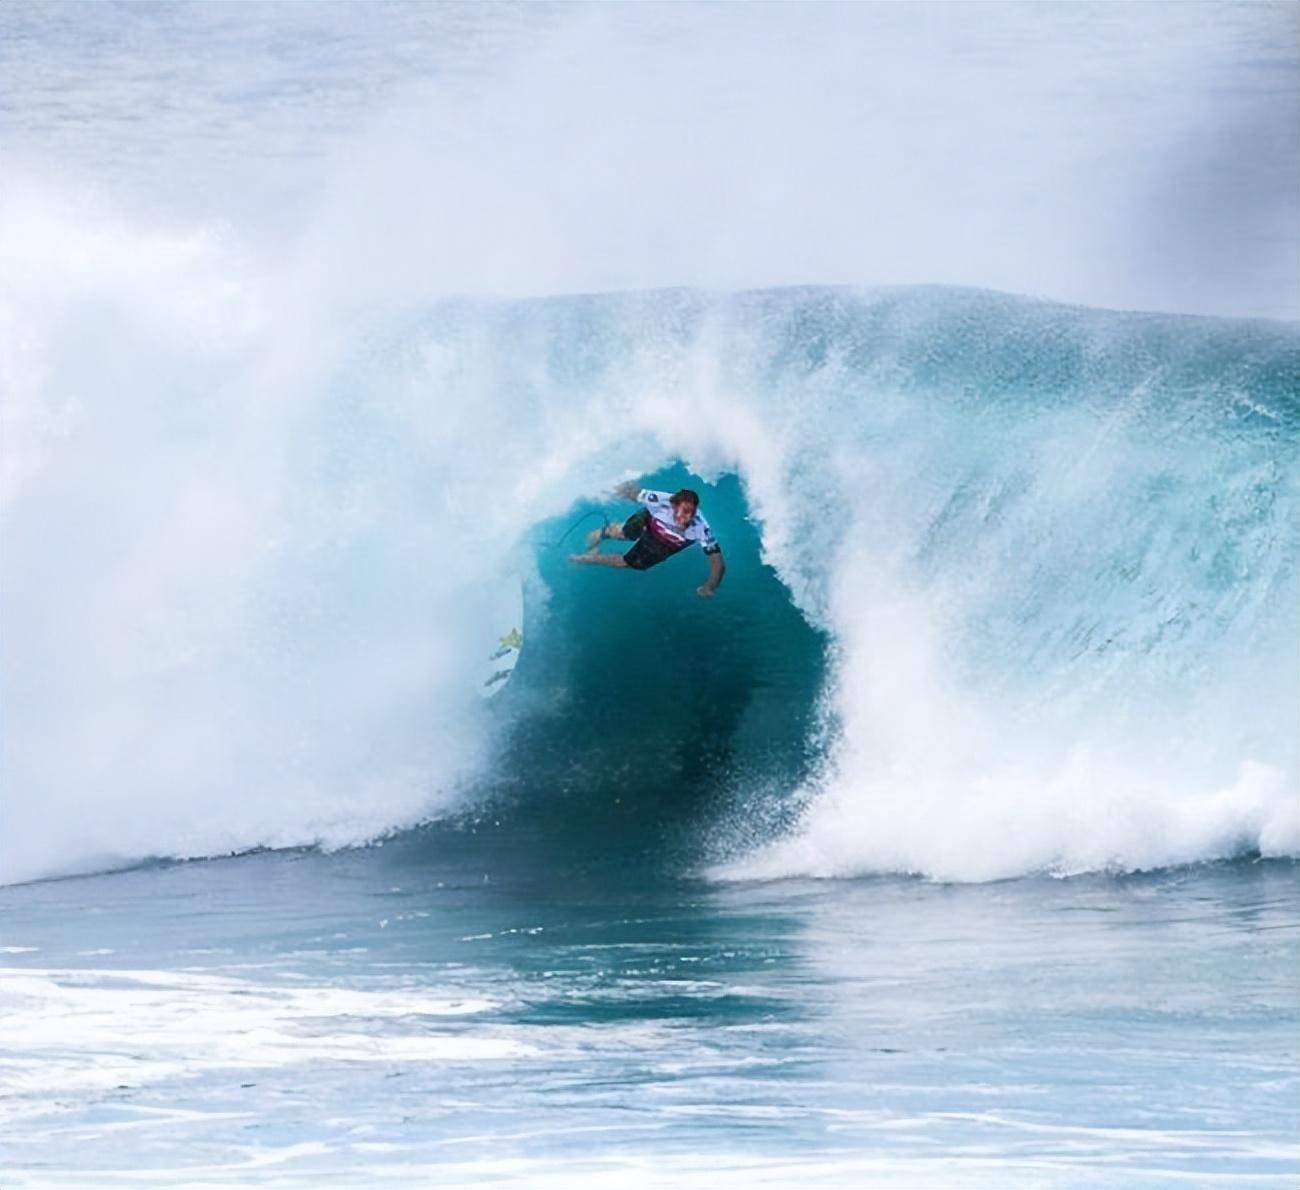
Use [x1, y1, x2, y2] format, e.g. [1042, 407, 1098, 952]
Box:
[4, 270, 1296, 886]
[1, 2, 1296, 1185]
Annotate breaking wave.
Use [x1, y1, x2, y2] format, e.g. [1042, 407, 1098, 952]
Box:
[2, 206, 1296, 883]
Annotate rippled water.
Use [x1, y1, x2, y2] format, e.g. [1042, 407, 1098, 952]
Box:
[2, 842, 1295, 1186]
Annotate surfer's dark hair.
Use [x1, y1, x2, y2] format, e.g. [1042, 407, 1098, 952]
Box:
[670, 488, 700, 508]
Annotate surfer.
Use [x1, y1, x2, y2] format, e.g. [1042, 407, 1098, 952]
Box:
[570, 482, 726, 598]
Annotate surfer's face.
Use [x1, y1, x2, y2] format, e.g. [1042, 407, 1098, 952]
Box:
[672, 501, 696, 529]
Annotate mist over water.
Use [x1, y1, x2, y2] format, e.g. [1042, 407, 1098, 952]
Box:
[1, 3, 1297, 886]
[3, 2, 1296, 316]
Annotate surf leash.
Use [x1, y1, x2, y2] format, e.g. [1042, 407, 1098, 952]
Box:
[549, 508, 608, 549]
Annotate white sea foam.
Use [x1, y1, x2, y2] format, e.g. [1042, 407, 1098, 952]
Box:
[720, 513, 1298, 883]
[0, 964, 526, 1129]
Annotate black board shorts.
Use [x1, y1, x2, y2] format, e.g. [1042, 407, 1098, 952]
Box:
[621, 509, 686, 571]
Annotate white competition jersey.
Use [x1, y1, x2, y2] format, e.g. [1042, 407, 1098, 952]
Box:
[637, 489, 720, 554]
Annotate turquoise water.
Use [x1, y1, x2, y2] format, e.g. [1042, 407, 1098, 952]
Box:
[1, 844, 1296, 1187]
[2, 4, 1298, 1184]
[7, 285, 1295, 885]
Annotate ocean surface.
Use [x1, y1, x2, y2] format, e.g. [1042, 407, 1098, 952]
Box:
[1, 847, 1296, 1187]
[1, 3, 1298, 1186]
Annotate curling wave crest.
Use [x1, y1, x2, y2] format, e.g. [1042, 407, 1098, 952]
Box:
[2, 213, 1296, 884]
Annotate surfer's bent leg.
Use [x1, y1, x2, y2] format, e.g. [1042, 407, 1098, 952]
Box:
[572, 512, 643, 565]
[583, 522, 626, 554]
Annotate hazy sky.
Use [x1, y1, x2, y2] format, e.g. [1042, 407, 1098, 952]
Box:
[2, 1, 1297, 319]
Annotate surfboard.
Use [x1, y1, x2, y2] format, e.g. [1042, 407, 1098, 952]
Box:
[479, 575, 524, 698]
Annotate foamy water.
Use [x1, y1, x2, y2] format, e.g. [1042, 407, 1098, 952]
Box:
[1, 6, 1297, 1185]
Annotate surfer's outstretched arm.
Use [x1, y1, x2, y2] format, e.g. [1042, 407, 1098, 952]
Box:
[697, 548, 726, 598]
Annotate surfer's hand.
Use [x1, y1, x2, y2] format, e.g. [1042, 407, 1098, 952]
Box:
[696, 585, 715, 598]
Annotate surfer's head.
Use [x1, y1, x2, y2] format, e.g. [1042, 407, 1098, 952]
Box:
[669, 488, 699, 528]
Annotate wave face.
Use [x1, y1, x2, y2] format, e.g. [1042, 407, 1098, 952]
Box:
[2, 256, 1297, 883]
